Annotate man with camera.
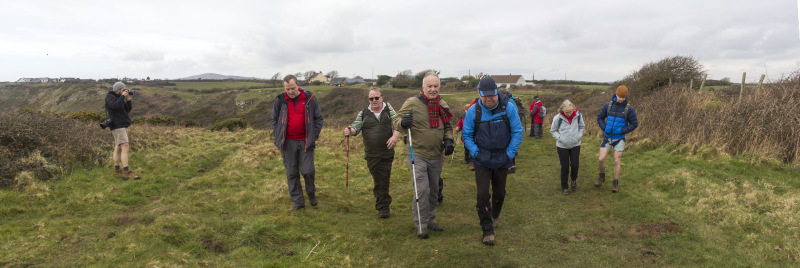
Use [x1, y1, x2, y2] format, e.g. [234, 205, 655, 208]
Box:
[105, 82, 139, 180]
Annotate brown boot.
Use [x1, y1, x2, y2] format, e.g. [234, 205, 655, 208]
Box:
[612, 180, 619, 193]
[594, 172, 605, 187]
[123, 171, 140, 180]
[469, 161, 475, 171]
[114, 169, 122, 176]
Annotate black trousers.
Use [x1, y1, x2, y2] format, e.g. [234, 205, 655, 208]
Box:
[366, 156, 394, 212]
[557, 146, 581, 189]
[474, 164, 508, 236]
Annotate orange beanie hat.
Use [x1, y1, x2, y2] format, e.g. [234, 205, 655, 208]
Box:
[616, 85, 628, 98]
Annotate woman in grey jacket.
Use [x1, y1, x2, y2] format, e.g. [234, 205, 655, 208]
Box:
[550, 100, 585, 195]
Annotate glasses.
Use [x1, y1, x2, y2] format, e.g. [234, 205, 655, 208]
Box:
[369, 97, 381, 101]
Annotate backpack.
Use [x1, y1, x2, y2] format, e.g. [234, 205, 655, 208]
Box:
[474, 99, 511, 136]
[556, 112, 582, 129]
[605, 101, 630, 121]
[539, 104, 547, 118]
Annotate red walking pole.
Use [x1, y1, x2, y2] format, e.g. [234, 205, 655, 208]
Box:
[346, 135, 350, 189]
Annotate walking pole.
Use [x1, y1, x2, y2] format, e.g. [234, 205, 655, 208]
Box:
[408, 128, 424, 235]
[450, 130, 456, 164]
[346, 134, 350, 190]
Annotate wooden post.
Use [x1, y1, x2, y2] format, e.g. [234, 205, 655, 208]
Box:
[669, 78, 672, 86]
[757, 74, 765, 90]
[739, 72, 746, 100]
[689, 79, 693, 90]
[699, 74, 707, 92]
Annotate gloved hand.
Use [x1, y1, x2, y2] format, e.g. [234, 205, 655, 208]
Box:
[443, 138, 455, 155]
[401, 114, 413, 129]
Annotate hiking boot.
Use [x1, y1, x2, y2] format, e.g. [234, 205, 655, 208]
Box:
[469, 162, 475, 171]
[379, 210, 390, 219]
[113, 169, 122, 176]
[508, 166, 516, 174]
[482, 234, 495, 246]
[122, 171, 140, 180]
[308, 193, 318, 206]
[594, 173, 605, 187]
[428, 222, 444, 232]
[612, 180, 619, 193]
[562, 189, 569, 195]
[571, 180, 578, 192]
[288, 204, 305, 212]
[492, 218, 499, 228]
[417, 229, 429, 239]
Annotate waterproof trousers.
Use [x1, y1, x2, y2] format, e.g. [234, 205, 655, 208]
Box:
[474, 164, 508, 236]
[281, 139, 316, 207]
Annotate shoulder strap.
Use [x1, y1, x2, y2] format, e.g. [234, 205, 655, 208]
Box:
[606, 102, 612, 116]
[360, 106, 370, 122]
[622, 104, 630, 120]
[474, 104, 482, 128]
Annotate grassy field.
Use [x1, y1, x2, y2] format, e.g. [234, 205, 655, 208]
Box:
[2, 121, 799, 266]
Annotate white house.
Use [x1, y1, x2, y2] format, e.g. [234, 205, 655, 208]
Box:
[490, 75, 529, 88]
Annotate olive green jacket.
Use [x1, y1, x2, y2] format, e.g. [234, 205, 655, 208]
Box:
[392, 94, 454, 159]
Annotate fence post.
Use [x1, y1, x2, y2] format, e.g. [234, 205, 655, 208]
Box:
[739, 72, 746, 100]
[699, 74, 707, 92]
[689, 79, 693, 90]
[757, 74, 765, 90]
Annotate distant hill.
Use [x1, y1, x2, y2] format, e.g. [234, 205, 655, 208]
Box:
[177, 73, 258, 80]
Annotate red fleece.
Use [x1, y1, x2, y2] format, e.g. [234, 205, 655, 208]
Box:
[561, 108, 578, 124]
[285, 89, 307, 141]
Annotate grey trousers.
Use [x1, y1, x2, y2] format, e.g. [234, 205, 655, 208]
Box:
[406, 155, 441, 228]
[533, 123, 543, 138]
[281, 139, 316, 206]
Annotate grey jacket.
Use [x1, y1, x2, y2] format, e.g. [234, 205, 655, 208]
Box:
[271, 89, 324, 151]
[550, 111, 585, 149]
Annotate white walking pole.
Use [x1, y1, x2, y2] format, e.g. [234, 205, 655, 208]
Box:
[408, 128, 424, 235]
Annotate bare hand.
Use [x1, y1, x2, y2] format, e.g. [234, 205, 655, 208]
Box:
[344, 127, 352, 136]
[387, 133, 399, 149]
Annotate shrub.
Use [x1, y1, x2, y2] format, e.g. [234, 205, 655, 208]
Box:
[133, 116, 177, 126]
[613, 55, 705, 96]
[66, 111, 104, 122]
[209, 118, 248, 132]
[0, 111, 106, 188]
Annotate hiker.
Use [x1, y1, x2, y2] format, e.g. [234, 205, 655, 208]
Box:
[529, 96, 544, 138]
[344, 87, 401, 219]
[498, 86, 525, 173]
[462, 77, 524, 246]
[272, 74, 324, 211]
[105, 82, 140, 180]
[595, 85, 638, 193]
[392, 72, 455, 239]
[456, 104, 474, 170]
[550, 100, 585, 195]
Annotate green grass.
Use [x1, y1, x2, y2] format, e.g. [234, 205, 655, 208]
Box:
[2, 122, 799, 266]
[135, 86, 198, 99]
[574, 84, 611, 90]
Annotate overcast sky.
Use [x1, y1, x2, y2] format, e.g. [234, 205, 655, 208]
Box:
[1, 0, 799, 83]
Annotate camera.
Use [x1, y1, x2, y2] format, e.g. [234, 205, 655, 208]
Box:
[124, 89, 135, 96]
[100, 118, 113, 129]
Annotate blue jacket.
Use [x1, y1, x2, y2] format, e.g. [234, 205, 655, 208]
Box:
[463, 94, 524, 169]
[597, 95, 638, 140]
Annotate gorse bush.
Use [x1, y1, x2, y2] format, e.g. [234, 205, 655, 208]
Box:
[0, 111, 106, 188]
[66, 110, 104, 122]
[209, 118, 248, 132]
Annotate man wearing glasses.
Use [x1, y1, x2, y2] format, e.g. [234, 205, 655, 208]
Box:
[345, 87, 401, 219]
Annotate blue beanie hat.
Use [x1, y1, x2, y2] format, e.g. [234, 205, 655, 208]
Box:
[112, 82, 126, 92]
[478, 77, 497, 97]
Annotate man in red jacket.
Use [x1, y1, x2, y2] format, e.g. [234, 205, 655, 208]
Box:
[529, 96, 544, 138]
[272, 74, 324, 212]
